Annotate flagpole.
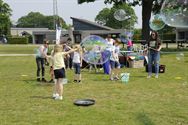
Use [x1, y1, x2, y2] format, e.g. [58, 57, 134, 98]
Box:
[53, 0, 61, 44]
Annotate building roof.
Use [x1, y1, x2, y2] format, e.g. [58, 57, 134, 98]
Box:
[176, 27, 188, 30]
[11, 28, 49, 31]
[70, 17, 114, 30]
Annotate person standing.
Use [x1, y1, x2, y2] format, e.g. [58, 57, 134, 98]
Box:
[63, 43, 72, 69]
[103, 34, 115, 74]
[51, 44, 77, 100]
[147, 31, 162, 78]
[67, 38, 74, 69]
[127, 37, 133, 51]
[73, 44, 83, 83]
[36, 40, 49, 82]
[3, 35, 7, 44]
[109, 39, 121, 80]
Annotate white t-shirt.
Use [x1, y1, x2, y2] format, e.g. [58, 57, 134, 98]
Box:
[73, 51, 81, 63]
[110, 46, 119, 62]
[106, 38, 115, 45]
[36, 45, 48, 58]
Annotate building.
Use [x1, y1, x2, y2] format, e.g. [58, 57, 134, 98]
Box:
[175, 27, 188, 48]
[10, 17, 127, 44]
[11, 28, 69, 44]
[71, 17, 126, 43]
[32, 30, 69, 44]
[11, 28, 49, 37]
[176, 27, 188, 41]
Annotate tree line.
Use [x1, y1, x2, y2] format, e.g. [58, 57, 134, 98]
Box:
[1, 0, 175, 42]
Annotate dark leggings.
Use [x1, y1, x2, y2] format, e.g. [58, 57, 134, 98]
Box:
[36, 57, 45, 78]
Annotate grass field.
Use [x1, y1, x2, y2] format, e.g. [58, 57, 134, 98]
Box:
[0, 45, 188, 125]
[0, 45, 54, 54]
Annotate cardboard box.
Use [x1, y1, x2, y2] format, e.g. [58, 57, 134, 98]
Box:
[128, 60, 144, 68]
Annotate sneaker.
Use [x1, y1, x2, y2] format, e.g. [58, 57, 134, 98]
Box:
[41, 78, 47, 82]
[55, 96, 63, 100]
[52, 93, 59, 98]
[114, 76, 120, 80]
[73, 80, 77, 83]
[78, 80, 81, 83]
[147, 75, 151, 78]
[155, 75, 158, 78]
[110, 77, 114, 81]
[48, 79, 54, 83]
[37, 78, 40, 82]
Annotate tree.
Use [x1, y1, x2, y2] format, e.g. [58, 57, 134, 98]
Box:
[16, 12, 68, 30]
[133, 28, 142, 41]
[0, 0, 12, 35]
[78, 0, 164, 42]
[95, 4, 137, 29]
[95, 8, 111, 26]
[17, 12, 45, 28]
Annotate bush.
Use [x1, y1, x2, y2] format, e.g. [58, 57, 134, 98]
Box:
[7, 37, 28, 44]
[162, 33, 176, 42]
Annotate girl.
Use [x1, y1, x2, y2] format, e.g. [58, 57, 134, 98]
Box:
[52, 44, 77, 100]
[73, 44, 83, 83]
[109, 39, 121, 81]
[127, 37, 133, 51]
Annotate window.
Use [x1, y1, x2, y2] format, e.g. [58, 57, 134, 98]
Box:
[74, 34, 81, 43]
[178, 31, 185, 40]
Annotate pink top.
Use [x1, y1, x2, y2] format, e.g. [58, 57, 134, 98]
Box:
[127, 40, 133, 47]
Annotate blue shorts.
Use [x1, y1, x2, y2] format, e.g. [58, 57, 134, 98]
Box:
[73, 63, 81, 74]
[110, 60, 120, 69]
[54, 68, 66, 79]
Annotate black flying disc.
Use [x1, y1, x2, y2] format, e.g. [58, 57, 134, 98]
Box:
[74, 99, 95, 106]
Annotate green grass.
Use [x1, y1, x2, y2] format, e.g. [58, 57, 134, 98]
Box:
[0, 45, 54, 54]
[0, 44, 37, 54]
[1, 44, 187, 54]
[0, 45, 188, 125]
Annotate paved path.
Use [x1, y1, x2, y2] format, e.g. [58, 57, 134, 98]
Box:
[0, 54, 35, 57]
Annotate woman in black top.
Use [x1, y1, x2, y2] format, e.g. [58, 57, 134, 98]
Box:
[147, 31, 162, 78]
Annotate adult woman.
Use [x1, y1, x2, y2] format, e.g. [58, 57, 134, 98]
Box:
[147, 31, 162, 78]
[35, 40, 49, 82]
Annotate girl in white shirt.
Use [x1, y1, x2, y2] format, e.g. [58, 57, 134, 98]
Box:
[73, 45, 83, 83]
[109, 39, 121, 81]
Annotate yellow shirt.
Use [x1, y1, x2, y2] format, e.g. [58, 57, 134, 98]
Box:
[53, 52, 65, 70]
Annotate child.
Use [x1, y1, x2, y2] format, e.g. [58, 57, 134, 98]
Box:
[73, 44, 83, 83]
[109, 39, 121, 81]
[51, 44, 77, 100]
[127, 37, 133, 51]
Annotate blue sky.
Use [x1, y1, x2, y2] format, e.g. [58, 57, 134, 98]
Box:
[4, 0, 142, 28]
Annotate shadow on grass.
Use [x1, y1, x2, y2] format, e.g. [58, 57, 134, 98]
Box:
[36, 82, 54, 86]
[91, 78, 110, 82]
[30, 96, 52, 99]
[136, 112, 155, 125]
[23, 80, 53, 86]
[88, 72, 105, 75]
[23, 79, 37, 83]
[131, 75, 146, 78]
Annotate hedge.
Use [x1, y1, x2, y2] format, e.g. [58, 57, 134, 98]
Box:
[7, 37, 28, 44]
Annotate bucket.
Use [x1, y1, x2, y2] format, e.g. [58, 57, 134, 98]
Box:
[121, 73, 130, 83]
[63, 78, 68, 84]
